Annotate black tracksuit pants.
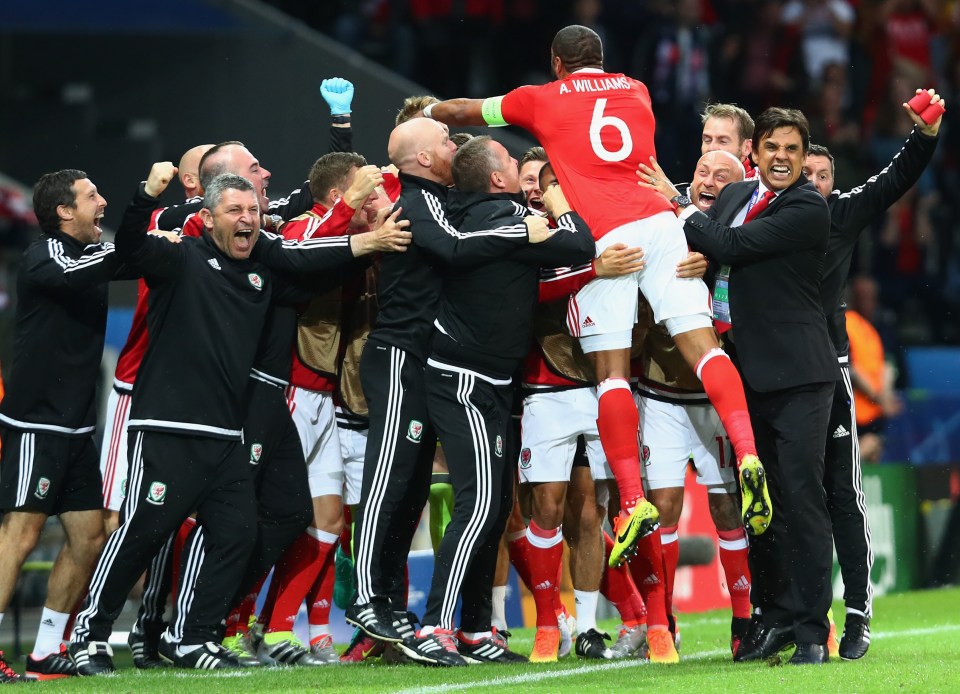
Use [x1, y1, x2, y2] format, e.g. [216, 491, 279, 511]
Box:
[74, 431, 256, 646]
[135, 378, 311, 636]
[421, 361, 514, 632]
[824, 363, 874, 616]
[166, 378, 313, 641]
[353, 339, 436, 608]
[745, 380, 834, 645]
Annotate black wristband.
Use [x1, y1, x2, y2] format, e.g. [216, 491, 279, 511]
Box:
[331, 114, 351, 125]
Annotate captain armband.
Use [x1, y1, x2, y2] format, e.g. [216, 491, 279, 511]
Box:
[481, 96, 509, 127]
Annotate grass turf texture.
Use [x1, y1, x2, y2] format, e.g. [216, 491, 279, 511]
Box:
[6, 586, 958, 692]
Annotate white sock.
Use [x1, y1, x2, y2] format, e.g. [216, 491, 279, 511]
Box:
[306, 527, 339, 545]
[460, 630, 492, 641]
[32, 607, 69, 659]
[574, 590, 600, 634]
[309, 624, 331, 644]
[491, 585, 507, 631]
[419, 625, 435, 637]
[0, 613, 4, 628]
[177, 643, 202, 656]
[846, 607, 866, 617]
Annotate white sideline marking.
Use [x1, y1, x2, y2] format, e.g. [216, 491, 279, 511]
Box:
[395, 650, 727, 694]
[172, 671, 253, 679]
[872, 624, 960, 639]
[395, 624, 960, 694]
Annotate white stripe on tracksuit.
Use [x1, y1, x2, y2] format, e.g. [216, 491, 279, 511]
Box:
[75, 431, 146, 641]
[438, 371, 493, 629]
[16, 433, 35, 507]
[841, 365, 874, 615]
[170, 525, 206, 642]
[140, 533, 175, 623]
[355, 346, 405, 603]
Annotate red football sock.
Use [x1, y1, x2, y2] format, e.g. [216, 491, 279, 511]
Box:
[265, 531, 325, 633]
[507, 531, 535, 591]
[596, 378, 644, 511]
[717, 527, 752, 619]
[171, 517, 197, 604]
[627, 528, 668, 629]
[660, 525, 680, 623]
[526, 521, 565, 628]
[696, 349, 756, 464]
[601, 532, 647, 627]
[306, 544, 337, 630]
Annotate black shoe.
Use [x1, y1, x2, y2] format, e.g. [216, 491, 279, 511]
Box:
[346, 597, 403, 643]
[397, 629, 467, 667]
[25, 644, 77, 680]
[170, 641, 240, 670]
[393, 611, 419, 642]
[788, 643, 828, 665]
[457, 629, 528, 664]
[0, 650, 25, 683]
[732, 613, 765, 662]
[839, 614, 870, 660]
[575, 629, 613, 660]
[734, 625, 795, 662]
[129, 620, 165, 669]
[68, 641, 115, 676]
[158, 630, 178, 665]
[731, 617, 751, 657]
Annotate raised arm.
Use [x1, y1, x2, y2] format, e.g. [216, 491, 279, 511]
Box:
[830, 92, 943, 237]
[426, 98, 497, 127]
[115, 162, 185, 281]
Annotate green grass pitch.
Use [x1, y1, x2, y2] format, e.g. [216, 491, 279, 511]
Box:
[8, 586, 959, 693]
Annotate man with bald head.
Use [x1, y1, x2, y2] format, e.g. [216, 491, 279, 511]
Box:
[348, 118, 544, 663]
[632, 148, 750, 659]
[177, 144, 215, 201]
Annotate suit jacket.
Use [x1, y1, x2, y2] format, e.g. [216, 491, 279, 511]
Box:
[682, 176, 839, 393]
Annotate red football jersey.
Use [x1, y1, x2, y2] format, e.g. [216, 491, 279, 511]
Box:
[501, 70, 673, 238]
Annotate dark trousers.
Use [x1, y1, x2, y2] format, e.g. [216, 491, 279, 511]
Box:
[166, 378, 313, 640]
[421, 362, 514, 631]
[824, 365, 873, 615]
[353, 339, 435, 607]
[74, 431, 256, 646]
[745, 381, 834, 645]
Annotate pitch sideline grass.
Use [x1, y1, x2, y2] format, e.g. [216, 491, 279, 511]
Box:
[6, 586, 959, 693]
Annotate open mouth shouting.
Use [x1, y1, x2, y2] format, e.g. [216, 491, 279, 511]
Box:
[696, 190, 716, 209]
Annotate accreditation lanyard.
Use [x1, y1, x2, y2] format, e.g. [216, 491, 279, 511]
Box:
[712, 187, 760, 326]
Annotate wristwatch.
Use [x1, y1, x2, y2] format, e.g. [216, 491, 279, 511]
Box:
[669, 194, 691, 211]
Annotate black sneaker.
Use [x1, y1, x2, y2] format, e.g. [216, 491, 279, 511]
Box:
[158, 630, 178, 665]
[839, 613, 870, 660]
[397, 628, 467, 667]
[0, 650, 25, 683]
[68, 641, 115, 676]
[129, 620, 165, 669]
[457, 629, 528, 664]
[575, 629, 613, 659]
[170, 641, 240, 670]
[25, 643, 77, 680]
[393, 611, 419, 642]
[345, 597, 402, 643]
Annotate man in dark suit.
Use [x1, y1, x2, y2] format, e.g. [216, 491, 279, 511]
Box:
[639, 107, 838, 664]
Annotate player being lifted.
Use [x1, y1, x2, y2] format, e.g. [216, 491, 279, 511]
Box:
[425, 25, 772, 566]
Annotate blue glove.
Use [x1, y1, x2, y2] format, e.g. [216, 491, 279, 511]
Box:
[321, 78, 354, 115]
